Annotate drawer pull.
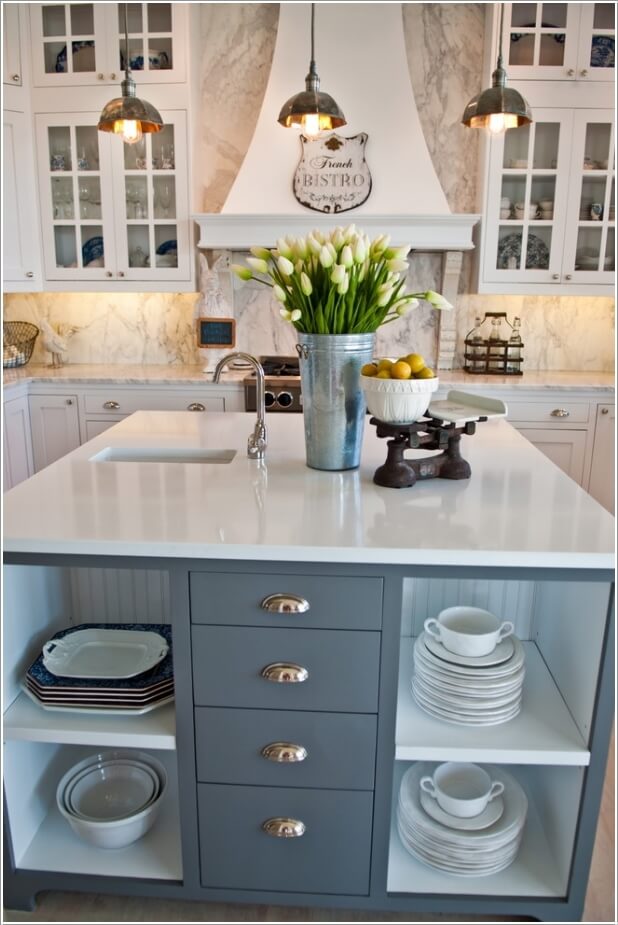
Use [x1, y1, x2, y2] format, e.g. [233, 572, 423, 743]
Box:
[262, 817, 306, 838]
[103, 400, 120, 410]
[261, 662, 309, 684]
[187, 402, 206, 412]
[550, 408, 570, 418]
[261, 742, 308, 763]
[260, 593, 310, 614]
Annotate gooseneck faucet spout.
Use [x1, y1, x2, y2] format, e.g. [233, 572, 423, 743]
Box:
[213, 352, 267, 460]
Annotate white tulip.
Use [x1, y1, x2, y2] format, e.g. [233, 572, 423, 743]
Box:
[331, 264, 346, 285]
[425, 290, 454, 310]
[307, 234, 322, 255]
[319, 245, 334, 268]
[249, 246, 271, 261]
[246, 257, 269, 274]
[231, 264, 252, 281]
[332, 228, 345, 250]
[280, 307, 302, 323]
[340, 245, 353, 268]
[353, 237, 366, 263]
[337, 274, 349, 295]
[277, 255, 295, 277]
[377, 287, 394, 307]
[301, 272, 313, 296]
[276, 237, 293, 259]
[386, 258, 408, 273]
[273, 284, 287, 303]
[396, 297, 419, 315]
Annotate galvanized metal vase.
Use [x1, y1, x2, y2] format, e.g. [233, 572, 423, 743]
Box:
[296, 332, 375, 471]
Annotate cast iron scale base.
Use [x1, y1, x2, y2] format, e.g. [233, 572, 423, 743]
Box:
[369, 414, 489, 489]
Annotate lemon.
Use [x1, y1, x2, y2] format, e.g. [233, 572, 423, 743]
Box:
[404, 353, 426, 374]
[376, 369, 392, 379]
[391, 360, 412, 380]
[377, 358, 393, 372]
[415, 366, 435, 379]
[361, 363, 378, 377]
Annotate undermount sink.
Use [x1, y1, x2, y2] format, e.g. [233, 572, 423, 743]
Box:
[91, 447, 237, 464]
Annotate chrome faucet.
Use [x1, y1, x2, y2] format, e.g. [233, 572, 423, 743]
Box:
[213, 352, 267, 460]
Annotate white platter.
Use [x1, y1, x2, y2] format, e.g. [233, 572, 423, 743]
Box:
[21, 682, 174, 715]
[42, 628, 169, 679]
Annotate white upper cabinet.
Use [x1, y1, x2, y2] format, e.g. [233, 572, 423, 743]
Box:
[3, 4, 23, 87]
[35, 110, 191, 287]
[3, 110, 43, 289]
[502, 2, 615, 82]
[29, 3, 186, 87]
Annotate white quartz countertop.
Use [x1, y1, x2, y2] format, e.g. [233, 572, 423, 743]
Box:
[3, 364, 615, 392]
[3, 411, 614, 569]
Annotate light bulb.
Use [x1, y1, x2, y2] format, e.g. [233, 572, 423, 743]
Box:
[113, 119, 143, 145]
[486, 112, 519, 135]
[302, 113, 321, 137]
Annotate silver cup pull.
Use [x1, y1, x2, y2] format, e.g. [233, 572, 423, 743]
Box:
[260, 593, 310, 614]
[551, 408, 570, 417]
[261, 742, 308, 763]
[187, 402, 205, 411]
[261, 662, 309, 683]
[262, 817, 306, 838]
[103, 400, 120, 410]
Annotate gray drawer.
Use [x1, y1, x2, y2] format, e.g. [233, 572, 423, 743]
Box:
[195, 707, 377, 790]
[192, 625, 380, 713]
[189, 571, 382, 630]
[198, 783, 373, 895]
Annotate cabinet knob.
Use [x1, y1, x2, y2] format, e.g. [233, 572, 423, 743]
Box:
[97, 73, 104, 80]
[105, 271, 113, 277]
[565, 274, 573, 280]
[261, 742, 308, 763]
[11, 73, 20, 82]
[110, 72, 117, 80]
[580, 68, 588, 77]
[551, 408, 570, 418]
[187, 402, 205, 412]
[262, 817, 306, 839]
[25, 271, 34, 278]
[261, 662, 309, 684]
[552, 274, 560, 280]
[117, 271, 125, 278]
[566, 68, 575, 76]
[260, 593, 310, 614]
[601, 407, 609, 415]
[65, 399, 73, 406]
[103, 400, 120, 410]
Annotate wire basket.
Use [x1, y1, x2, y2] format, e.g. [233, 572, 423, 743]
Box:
[3, 322, 39, 368]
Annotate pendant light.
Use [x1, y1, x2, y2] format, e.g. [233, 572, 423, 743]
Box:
[462, 3, 532, 133]
[277, 3, 346, 137]
[97, 3, 163, 144]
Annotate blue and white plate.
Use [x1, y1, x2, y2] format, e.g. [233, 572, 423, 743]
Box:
[120, 49, 170, 71]
[156, 239, 177, 255]
[55, 41, 95, 73]
[82, 236, 104, 265]
[591, 36, 615, 69]
[497, 233, 550, 270]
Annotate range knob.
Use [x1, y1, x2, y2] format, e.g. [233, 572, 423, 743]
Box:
[277, 391, 293, 408]
[264, 391, 276, 407]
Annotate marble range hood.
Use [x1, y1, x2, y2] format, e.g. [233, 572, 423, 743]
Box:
[194, 3, 480, 251]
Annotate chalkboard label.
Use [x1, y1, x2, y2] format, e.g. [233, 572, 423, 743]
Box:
[196, 318, 236, 348]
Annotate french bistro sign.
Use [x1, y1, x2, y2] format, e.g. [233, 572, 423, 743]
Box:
[293, 132, 372, 213]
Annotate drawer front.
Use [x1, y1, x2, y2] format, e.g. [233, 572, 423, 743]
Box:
[189, 571, 383, 630]
[507, 401, 589, 424]
[82, 390, 224, 414]
[192, 625, 380, 713]
[198, 783, 373, 895]
[195, 707, 377, 790]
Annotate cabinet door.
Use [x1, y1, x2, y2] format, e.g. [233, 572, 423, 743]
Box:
[562, 110, 615, 281]
[502, 2, 581, 81]
[3, 396, 34, 491]
[484, 109, 573, 285]
[29, 394, 81, 471]
[109, 111, 191, 281]
[3, 4, 22, 87]
[576, 3, 616, 82]
[29, 3, 110, 87]
[105, 3, 187, 85]
[515, 427, 587, 485]
[587, 405, 615, 513]
[35, 113, 117, 281]
[3, 111, 42, 288]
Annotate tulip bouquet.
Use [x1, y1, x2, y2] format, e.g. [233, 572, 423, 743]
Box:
[231, 226, 452, 335]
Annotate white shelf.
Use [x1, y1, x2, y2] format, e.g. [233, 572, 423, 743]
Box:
[396, 640, 589, 765]
[16, 751, 182, 881]
[387, 763, 566, 897]
[3, 692, 176, 749]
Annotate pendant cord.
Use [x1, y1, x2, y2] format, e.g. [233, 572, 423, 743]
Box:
[497, 3, 504, 66]
[124, 3, 130, 76]
[310, 3, 315, 70]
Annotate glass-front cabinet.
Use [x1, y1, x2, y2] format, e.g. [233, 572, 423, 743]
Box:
[35, 111, 190, 284]
[502, 2, 615, 82]
[481, 108, 615, 292]
[29, 3, 186, 87]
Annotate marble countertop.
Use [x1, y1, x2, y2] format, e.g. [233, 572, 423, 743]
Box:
[3, 364, 615, 392]
[4, 411, 614, 569]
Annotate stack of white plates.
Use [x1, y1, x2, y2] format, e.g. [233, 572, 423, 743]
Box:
[56, 749, 167, 848]
[397, 762, 528, 876]
[411, 632, 525, 726]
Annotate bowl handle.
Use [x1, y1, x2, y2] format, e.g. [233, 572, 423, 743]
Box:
[424, 618, 441, 641]
[419, 776, 437, 798]
[498, 621, 514, 641]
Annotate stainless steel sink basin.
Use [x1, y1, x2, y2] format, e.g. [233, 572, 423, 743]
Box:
[91, 447, 237, 464]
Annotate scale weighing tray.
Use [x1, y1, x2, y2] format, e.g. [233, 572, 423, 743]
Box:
[427, 390, 508, 426]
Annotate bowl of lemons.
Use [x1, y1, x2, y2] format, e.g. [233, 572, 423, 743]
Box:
[361, 353, 439, 423]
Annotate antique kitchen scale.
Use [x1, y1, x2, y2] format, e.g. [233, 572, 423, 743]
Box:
[369, 390, 508, 489]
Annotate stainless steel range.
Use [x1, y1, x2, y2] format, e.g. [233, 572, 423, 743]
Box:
[244, 355, 302, 412]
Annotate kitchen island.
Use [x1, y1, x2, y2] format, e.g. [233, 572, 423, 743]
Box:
[3, 411, 614, 921]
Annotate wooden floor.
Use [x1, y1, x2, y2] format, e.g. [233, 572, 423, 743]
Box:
[4, 738, 614, 924]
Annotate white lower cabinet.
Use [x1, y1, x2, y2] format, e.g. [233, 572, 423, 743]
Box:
[587, 404, 615, 513]
[29, 393, 81, 471]
[514, 427, 587, 484]
[3, 394, 34, 490]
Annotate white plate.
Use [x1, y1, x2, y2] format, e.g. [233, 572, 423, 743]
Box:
[419, 791, 504, 831]
[21, 682, 174, 715]
[42, 628, 169, 679]
[422, 632, 515, 668]
[415, 635, 526, 678]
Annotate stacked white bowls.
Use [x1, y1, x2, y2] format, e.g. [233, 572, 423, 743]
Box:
[56, 749, 167, 848]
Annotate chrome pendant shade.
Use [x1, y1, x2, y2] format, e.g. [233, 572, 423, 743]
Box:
[97, 4, 163, 143]
[278, 4, 346, 135]
[462, 4, 532, 133]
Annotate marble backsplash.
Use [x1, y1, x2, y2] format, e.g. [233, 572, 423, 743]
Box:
[4, 286, 614, 372]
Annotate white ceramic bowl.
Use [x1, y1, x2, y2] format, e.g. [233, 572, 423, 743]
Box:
[361, 374, 439, 424]
[65, 760, 158, 821]
[424, 606, 514, 657]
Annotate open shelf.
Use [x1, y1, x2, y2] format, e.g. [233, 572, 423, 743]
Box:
[3, 692, 176, 749]
[387, 762, 568, 898]
[396, 640, 589, 765]
[15, 750, 182, 881]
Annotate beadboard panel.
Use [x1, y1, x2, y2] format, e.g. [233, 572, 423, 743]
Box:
[69, 568, 170, 625]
